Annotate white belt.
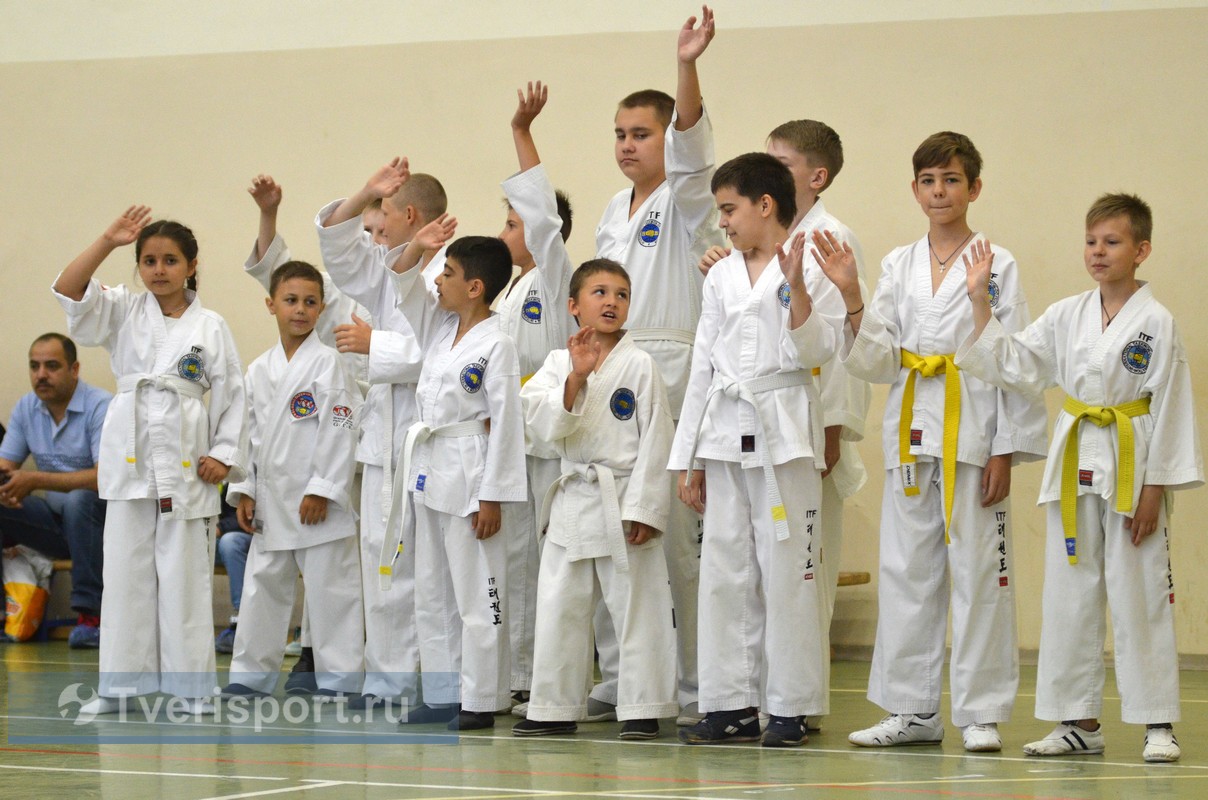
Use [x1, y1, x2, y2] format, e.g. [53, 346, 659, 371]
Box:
[539, 462, 632, 572]
[378, 418, 488, 589]
[685, 370, 814, 541]
[116, 374, 206, 482]
[627, 327, 695, 346]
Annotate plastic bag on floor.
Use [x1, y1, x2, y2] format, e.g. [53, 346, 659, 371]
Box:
[4, 545, 54, 641]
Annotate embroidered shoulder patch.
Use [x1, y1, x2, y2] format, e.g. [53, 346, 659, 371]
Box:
[610, 388, 636, 420]
[522, 296, 542, 324]
[639, 219, 661, 247]
[290, 391, 318, 419]
[177, 352, 205, 382]
[1121, 340, 1152, 374]
[460, 363, 485, 393]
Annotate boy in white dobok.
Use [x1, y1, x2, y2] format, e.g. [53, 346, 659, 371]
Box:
[317, 163, 450, 710]
[814, 132, 1048, 752]
[386, 226, 528, 731]
[956, 194, 1202, 763]
[513, 260, 677, 741]
[223, 261, 364, 698]
[496, 82, 576, 701]
[671, 153, 845, 747]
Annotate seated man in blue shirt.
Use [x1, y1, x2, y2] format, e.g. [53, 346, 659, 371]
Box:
[0, 333, 111, 648]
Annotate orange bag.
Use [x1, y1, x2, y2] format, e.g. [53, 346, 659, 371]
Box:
[3, 545, 53, 641]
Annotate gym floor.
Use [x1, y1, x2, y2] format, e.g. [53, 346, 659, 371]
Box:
[1, 643, 1204, 799]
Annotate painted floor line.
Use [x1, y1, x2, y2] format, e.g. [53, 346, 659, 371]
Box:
[195, 780, 345, 800]
[0, 762, 284, 781]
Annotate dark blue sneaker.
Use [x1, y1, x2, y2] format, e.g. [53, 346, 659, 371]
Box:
[679, 708, 761, 744]
[762, 715, 808, 747]
[221, 683, 269, 699]
[215, 624, 236, 654]
[285, 647, 317, 695]
[68, 617, 100, 649]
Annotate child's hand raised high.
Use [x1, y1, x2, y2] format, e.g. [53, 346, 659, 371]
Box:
[776, 231, 807, 287]
[248, 174, 283, 213]
[512, 81, 548, 132]
[103, 205, 152, 247]
[365, 156, 410, 200]
[677, 4, 715, 64]
[414, 213, 458, 251]
[567, 326, 601, 378]
[810, 229, 859, 298]
[963, 238, 995, 305]
[698, 244, 730, 276]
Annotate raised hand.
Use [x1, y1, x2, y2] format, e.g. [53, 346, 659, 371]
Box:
[512, 81, 548, 132]
[811, 229, 860, 299]
[248, 174, 283, 213]
[365, 157, 410, 200]
[333, 312, 373, 355]
[413, 212, 458, 251]
[678, 5, 716, 63]
[698, 244, 730, 276]
[103, 205, 152, 247]
[963, 238, 995, 304]
[776, 231, 807, 286]
[567, 326, 601, 378]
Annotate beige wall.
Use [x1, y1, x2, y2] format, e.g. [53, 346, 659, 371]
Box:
[2, 4, 1206, 657]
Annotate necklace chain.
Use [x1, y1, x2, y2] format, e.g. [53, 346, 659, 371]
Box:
[929, 231, 976, 273]
[162, 300, 189, 317]
[1101, 294, 1119, 328]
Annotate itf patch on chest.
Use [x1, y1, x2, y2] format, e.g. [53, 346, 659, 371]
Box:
[777, 282, 791, 309]
[290, 391, 317, 419]
[177, 351, 205, 382]
[522, 295, 542, 324]
[1121, 339, 1153, 374]
[610, 388, 636, 420]
[639, 219, 661, 247]
[987, 277, 1001, 308]
[460, 363, 485, 393]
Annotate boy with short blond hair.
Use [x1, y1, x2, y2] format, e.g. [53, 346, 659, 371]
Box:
[223, 260, 364, 698]
[955, 193, 1202, 763]
[670, 152, 845, 747]
[815, 131, 1048, 752]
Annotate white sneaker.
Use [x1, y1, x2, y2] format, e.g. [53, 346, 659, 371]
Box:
[961, 722, 1002, 752]
[675, 701, 704, 727]
[849, 714, 944, 747]
[804, 715, 823, 732]
[1143, 726, 1180, 763]
[584, 697, 617, 722]
[511, 701, 528, 719]
[79, 696, 124, 716]
[181, 698, 216, 716]
[1022, 723, 1104, 756]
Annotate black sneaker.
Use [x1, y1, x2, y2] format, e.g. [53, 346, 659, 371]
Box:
[619, 718, 660, 740]
[679, 708, 761, 745]
[512, 719, 578, 737]
[220, 682, 268, 699]
[285, 647, 317, 695]
[762, 715, 808, 747]
[400, 703, 459, 725]
[449, 710, 494, 731]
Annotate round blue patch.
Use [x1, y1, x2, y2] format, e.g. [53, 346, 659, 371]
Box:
[1121, 340, 1152, 375]
[290, 391, 317, 419]
[987, 279, 1001, 308]
[460, 363, 485, 393]
[639, 220, 661, 248]
[177, 353, 204, 382]
[777, 282, 791, 309]
[610, 388, 636, 421]
[522, 297, 542, 324]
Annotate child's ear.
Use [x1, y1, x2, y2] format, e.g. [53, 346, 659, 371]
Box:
[810, 166, 828, 191]
[1135, 240, 1152, 266]
[968, 177, 983, 201]
[265, 296, 274, 314]
[760, 194, 773, 218]
[469, 277, 485, 298]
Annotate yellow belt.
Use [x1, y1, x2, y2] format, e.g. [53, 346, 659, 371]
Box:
[899, 350, 960, 541]
[1059, 396, 1151, 564]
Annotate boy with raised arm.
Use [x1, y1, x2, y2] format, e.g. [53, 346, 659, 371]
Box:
[670, 153, 845, 747]
[813, 132, 1047, 752]
[955, 194, 1201, 762]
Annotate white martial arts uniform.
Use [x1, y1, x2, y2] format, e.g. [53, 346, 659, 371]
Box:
[389, 266, 528, 713]
[791, 200, 871, 651]
[496, 164, 577, 691]
[316, 201, 438, 701]
[226, 331, 365, 694]
[956, 283, 1203, 724]
[592, 108, 724, 707]
[55, 280, 248, 699]
[521, 334, 678, 722]
[842, 236, 1048, 728]
[668, 248, 845, 718]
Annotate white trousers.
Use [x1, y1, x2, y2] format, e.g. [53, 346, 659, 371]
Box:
[528, 539, 678, 722]
[358, 464, 419, 700]
[98, 498, 216, 698]
[697, 458, 829, 717]
[502, 454, 559, 692]
[1035, 496, 1179, 724]
[229, 533, 365, 694]
[868, 460, 1018, 728]
[413, 502, 511, 713]
[591, 470, 701, 708]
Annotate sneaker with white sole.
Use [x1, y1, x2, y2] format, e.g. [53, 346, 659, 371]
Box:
[585, 697, 617, 722]
[675, 701, 704, 727]
[1022, 723, 1104, 756]
[511, 701, 529, 719]
[1143, 726, 1180, 763]
[961, 722, 1002, 752]
[849, 714, 944, 747]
